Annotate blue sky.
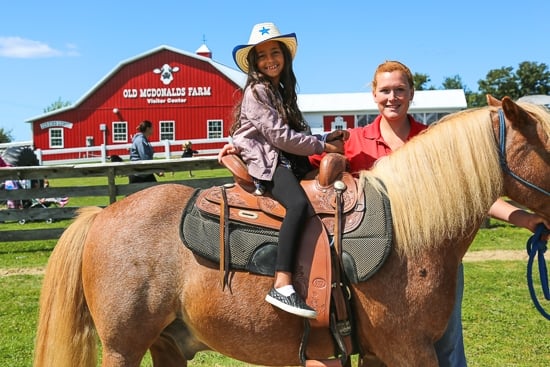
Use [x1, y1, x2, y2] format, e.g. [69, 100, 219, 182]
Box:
[1, 1, 549, 141]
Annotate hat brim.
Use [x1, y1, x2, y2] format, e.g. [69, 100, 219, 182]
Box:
[232, 33, 297, 73]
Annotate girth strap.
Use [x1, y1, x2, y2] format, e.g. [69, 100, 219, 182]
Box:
[219, 185, 231, 290]
[300, 184, 355, 367]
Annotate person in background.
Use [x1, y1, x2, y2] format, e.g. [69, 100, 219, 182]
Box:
[308, 60, 550, 367]
[129, 120, 163, 183]
[228, 22, 344, 318]
[181, 141, 199, 177]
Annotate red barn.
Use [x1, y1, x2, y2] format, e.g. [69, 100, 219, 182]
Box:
[27, 45, 246, 161]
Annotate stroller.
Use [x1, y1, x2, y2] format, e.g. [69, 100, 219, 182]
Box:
[1, 147, 69, 224]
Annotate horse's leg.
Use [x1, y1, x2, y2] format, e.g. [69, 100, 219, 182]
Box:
[82, 185, 195, 367]
[149, 319, 193, 367]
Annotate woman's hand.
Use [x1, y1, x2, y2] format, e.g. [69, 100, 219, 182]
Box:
[326, 129, 349, 142]
[490, 199, 550, 234]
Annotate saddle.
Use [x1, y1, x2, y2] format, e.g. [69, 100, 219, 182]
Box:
[197, 154, 364, 235]
[196, 153, 358, 367]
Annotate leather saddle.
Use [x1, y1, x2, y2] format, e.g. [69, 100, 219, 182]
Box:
[196, 153, 364, 235]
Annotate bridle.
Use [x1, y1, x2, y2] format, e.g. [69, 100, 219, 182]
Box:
[497, 108, 550, 320]
[496, 108, 550, 197]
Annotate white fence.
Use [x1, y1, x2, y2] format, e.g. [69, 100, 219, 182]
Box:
[1, 138, 230, 166]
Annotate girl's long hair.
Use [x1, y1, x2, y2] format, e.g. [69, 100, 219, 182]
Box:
[229, 42, 308, 136]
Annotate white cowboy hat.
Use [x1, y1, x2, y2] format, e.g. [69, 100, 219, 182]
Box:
[232, 22, 297, 73]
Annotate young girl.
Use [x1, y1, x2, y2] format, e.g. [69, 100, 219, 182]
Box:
[229, 22, 344, 318]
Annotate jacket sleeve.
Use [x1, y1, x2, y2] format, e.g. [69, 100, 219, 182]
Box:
[242, 85, 325, 156]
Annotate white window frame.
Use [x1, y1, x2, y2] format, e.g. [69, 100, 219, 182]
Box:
[159, 120, 175, 141]
[112, 121, 128, 143]
[207, 119, 223, 139]
[330, 116, 347, 131]
[49, 128, 64, 148]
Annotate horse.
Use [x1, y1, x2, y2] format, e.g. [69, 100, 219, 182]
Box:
[33, 96, 550, 367]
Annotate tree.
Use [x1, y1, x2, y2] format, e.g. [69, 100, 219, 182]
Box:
[442, 75, 465, 90]
[413, 73, 431, 91]
[515, 61, 550, 96]
[0, 127, 13, 143]
[477, 66, 519, 100]
[44, 97, 71, 113]
[466, 92, 486, 108]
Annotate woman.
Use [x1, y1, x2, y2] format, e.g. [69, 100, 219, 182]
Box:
[129, 120, 163, 183]
[310, 60, 549, 366]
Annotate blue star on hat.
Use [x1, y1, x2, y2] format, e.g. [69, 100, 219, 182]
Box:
[259, 26, 270, 35]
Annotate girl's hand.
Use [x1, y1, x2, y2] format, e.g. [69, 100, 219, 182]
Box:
[217, 144, 239, 164]
[324, 140, 344, 154]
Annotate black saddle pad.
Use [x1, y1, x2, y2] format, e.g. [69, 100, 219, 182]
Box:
[180, 181, 393, 283]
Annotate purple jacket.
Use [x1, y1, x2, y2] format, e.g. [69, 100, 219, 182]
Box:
[232, 84, 325, 181]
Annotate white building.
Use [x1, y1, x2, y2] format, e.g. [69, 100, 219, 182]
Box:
[299, 89, 467, 134]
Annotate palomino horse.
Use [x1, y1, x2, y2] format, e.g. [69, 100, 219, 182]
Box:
[34, 96, 550, 367]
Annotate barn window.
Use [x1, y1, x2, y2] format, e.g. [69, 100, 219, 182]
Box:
[425, 113, 438, 125]
[112, 122, 128, 142]
[49, 128, 64, 148]
[207, 120, 222, 139]
[356, 114, 378, 127]
[159, 120, 175, 141]
[411, 113, 425, 124]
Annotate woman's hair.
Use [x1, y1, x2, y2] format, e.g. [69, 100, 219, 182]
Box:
[371, 60, 414, 90]
[136, 120, 153, 133]
[229, 41, 307, 136]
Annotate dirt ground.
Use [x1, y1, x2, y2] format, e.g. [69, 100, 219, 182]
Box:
[0, 250, 529, 277]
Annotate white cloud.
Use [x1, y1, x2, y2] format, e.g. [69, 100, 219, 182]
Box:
[0, 37, 71, 58]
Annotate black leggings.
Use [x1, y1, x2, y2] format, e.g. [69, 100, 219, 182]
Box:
[267, 165, 310, 273]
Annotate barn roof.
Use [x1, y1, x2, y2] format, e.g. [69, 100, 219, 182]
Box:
[27, 45, 247, 122]
[298, 89, 467, 113]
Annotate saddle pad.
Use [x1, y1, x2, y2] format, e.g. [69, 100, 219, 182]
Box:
[180, 181, 393, 283]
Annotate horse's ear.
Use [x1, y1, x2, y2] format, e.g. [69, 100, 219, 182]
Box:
[486, 94, 502, 107]
[502, 96, 530, 129]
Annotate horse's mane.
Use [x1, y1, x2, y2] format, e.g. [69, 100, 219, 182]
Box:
[360, 107, 504, 257]
[518, 102, 550, 137]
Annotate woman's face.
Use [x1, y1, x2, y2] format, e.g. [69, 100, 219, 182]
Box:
[144, 126, 153, 137]
[372, 71, 414, 123]
[254, 40, 285, 84]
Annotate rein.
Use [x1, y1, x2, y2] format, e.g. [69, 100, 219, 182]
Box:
[497, 109, 550, 319]
[497, 109, 550, 196]
[526, 223, 550, 320]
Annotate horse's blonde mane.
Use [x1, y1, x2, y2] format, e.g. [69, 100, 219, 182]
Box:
[360, 107, 503, 257]
[518, 102, 550, 138]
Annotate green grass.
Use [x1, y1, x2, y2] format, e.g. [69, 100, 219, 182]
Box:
[2, 255, 548, 366]
[463, 261, 550, 366]
[1, 172, 548, 366]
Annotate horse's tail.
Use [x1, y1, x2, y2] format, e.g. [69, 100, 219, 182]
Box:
[34, 207, 103, 367]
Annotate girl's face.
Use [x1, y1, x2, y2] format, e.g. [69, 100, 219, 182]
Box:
[254, 40, 284, 84]
[372, 71, 414, 123]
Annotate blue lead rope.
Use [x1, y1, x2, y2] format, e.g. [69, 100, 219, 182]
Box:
[526, 223, 550, 320]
